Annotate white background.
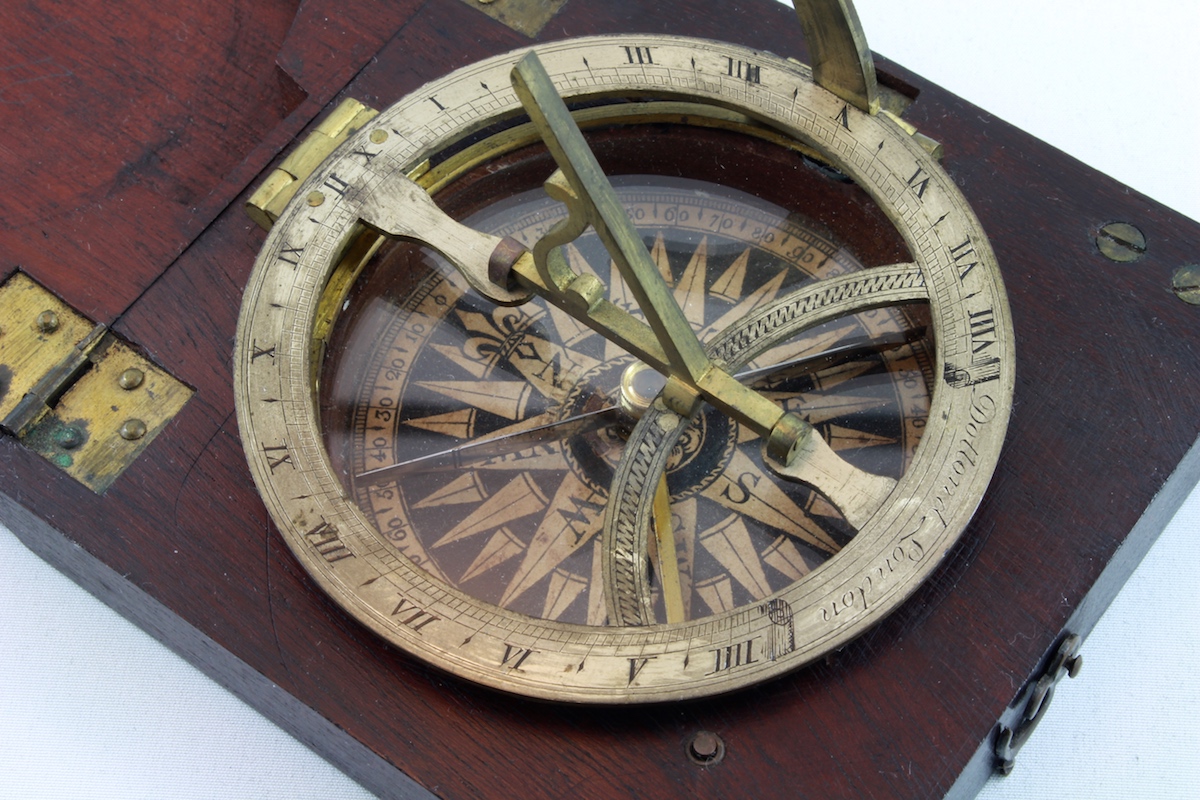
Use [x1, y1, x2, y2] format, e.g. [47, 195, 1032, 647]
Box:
[1, 1, 1197, 797]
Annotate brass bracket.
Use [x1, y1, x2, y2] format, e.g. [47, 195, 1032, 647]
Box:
[0, 273, 193, 493]
[879, 109, 944, 160]
[246, 98, 379, 231]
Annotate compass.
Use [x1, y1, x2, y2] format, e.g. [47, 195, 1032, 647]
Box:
[235, 6, 1014, 701]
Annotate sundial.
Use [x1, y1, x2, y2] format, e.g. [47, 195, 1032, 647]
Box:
[0, 0, 1190, 796]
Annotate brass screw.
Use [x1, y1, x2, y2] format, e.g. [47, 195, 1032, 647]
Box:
[119, 419, 148, 441]
[369, 129, 388, 144]
[686, 730, 726, 766]
[1172, 264, 1200, 305]
[36, 310, 59, 333]
[118, 368, 145, 390]
[1095, 222, 1147, 263]
[307, 191, 326, 207]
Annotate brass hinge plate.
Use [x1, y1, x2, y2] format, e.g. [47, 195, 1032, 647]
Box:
[0, 273, 98, 424]
[0, 273, 193, 493]
[457, 0, 570, 38]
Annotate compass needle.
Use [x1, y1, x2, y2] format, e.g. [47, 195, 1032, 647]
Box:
[357, 406, 621, 482]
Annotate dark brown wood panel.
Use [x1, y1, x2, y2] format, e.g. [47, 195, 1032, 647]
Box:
[0, 0, 419, 321]
[2, 1, 1198, 798]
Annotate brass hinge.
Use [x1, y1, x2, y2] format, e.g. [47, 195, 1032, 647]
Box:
[0, 273, 193, 493]
[246, 98, 380, 231]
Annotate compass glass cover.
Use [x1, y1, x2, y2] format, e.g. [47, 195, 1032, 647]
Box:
[318, 125, 933, 627]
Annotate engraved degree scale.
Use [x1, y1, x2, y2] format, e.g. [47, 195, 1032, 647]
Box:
[0, 0, 1196, 797]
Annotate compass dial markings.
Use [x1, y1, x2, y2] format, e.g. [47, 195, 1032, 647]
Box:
[503, 327, 603, 406]
[414, 378, 537, 422]
[359, 195, 921, 628]
[708, 246, 750, 303]
[760, 535, 815, 582]
[698, 514, 773, 601]
[433, 472, 547, 547]
[649, 231, 676, 287]
[694, 574, 734, 615]
[699, 269, 788, 341]
[542, 569, 588, 620]
[460, 527, 525, 584]
[672, 236, 709, 330]
[498, 472, 605, 608]
[360, 491, 449, 584]
[413, 472, 487, 508]
[700, 447, 840, 553]
[402, 407, 481, 438]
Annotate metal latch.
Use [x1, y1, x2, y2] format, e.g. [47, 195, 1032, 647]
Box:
[0, 272, 193, 493]
[994, 633, 1084, 775]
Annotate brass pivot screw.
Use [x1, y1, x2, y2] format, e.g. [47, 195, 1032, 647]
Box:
[1095, 222, 1146, 263]
[686, 730, 726, 766]
[1172, 264, 1200, 305]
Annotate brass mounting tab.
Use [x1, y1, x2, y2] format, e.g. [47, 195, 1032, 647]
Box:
[246, 98, 379, 231]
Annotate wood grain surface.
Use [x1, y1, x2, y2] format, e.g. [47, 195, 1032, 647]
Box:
[2, 1, 1198, 798]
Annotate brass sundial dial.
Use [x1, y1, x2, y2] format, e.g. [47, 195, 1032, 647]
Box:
[235, 2, 1014, 701]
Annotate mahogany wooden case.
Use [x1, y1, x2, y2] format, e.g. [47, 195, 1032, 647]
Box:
[1, 0, 1197, 797]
